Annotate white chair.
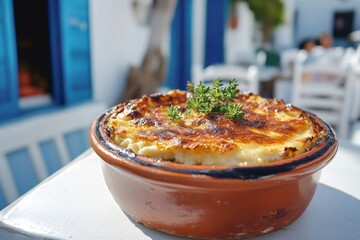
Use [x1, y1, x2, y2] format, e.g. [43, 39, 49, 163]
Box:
[279, 48, 299, 79]
[339, 47, 355, 68]
[345, 47, 360, 143]
[192, 64, 259, 94]
[274, 49, 299, 103]
[0, 102, 106, 207]
[291, 52, 351, 138]
[344, 64, 360, 141]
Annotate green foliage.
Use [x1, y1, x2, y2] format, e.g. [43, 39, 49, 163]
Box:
[166, 105, 183, 121]
[225, 103, 245, 120]
[167, 79, 245, 121]
[230, 0, 285, 43]
[240, 0, 285, 30]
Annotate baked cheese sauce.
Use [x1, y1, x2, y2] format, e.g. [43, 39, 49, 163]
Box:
[105, 90, 323, 166]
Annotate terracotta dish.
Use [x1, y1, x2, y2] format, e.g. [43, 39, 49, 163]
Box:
[90, 92, 338, 239]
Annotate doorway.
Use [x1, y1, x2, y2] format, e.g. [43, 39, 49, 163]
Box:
[13, 0, 53, 109]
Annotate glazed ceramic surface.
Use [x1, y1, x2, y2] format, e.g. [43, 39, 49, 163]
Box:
[90, 110, 338, 239]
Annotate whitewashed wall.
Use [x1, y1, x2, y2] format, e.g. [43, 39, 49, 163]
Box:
[89, 0, 150, 107]
[273, 0, 295, 50]
[294, 0, 360, 46]
[225, 2, 256, 64]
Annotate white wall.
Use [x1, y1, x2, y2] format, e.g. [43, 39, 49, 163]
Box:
[294, 0, 360, 46]
[273, 0, 295, 50]
[89, 0, 150, 107]
[192, 0, 206, 70]
[225, 2, 256, 64]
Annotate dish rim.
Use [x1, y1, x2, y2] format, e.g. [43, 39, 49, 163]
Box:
[91, 107, 338, 180]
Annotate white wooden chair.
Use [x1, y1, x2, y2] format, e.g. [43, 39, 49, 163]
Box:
[0, 102, 106, 207]
[279, 48, 299, 79]
[344, 64, 360, 141]
[192, 64, 259, 94]
[274, 49, 300, 102]
[291, 52, 351, 138]
[345, 47, 360, 143]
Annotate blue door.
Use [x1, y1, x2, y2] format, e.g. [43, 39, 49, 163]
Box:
[0, 0, 19, 119]
[166, 0, 192, 90]
[204, 0, 228, 67]
[59, 0, 92, 104]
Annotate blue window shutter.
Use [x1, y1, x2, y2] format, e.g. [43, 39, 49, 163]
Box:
[59, 0, 92, 105]
[0, 0, 19, 119]
[165, 0, 192, 90]
[48, 0, 64, 105]
[204, 0, 228, 67]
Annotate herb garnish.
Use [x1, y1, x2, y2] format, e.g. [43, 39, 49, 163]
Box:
[167, 105, 183, 121]
[166, 79, 245, 121]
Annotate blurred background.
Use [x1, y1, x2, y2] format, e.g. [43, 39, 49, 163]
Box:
[1, 0, 360, 209]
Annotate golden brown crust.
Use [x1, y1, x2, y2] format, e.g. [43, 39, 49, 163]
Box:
[105, 90, 323, 158]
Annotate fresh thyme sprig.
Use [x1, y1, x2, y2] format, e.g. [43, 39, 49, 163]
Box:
[225, 103, 245, 120]
[166, 105, 183, 121]
[167, 79, 245, 121]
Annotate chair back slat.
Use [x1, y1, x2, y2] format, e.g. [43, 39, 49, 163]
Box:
[297, 84, 344, 97]
[28, 144, 49, 181]
[0, 102, 106, 208]
[0, 156, 19, 203]
[299, 98, 343, 110]
[54, 136, 71, 165]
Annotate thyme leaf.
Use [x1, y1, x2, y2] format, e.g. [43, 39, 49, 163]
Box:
[167, 79, 245, 121]
[166, 105, 183, 121]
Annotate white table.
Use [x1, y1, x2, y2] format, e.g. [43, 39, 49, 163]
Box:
[258, 66, 279, 83]
[1, 140, 360, 240]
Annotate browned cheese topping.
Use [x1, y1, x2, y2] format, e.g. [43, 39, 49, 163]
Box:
[105, 90, 325, 166]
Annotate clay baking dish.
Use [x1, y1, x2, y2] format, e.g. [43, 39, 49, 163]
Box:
[90, 109, 338, 239]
